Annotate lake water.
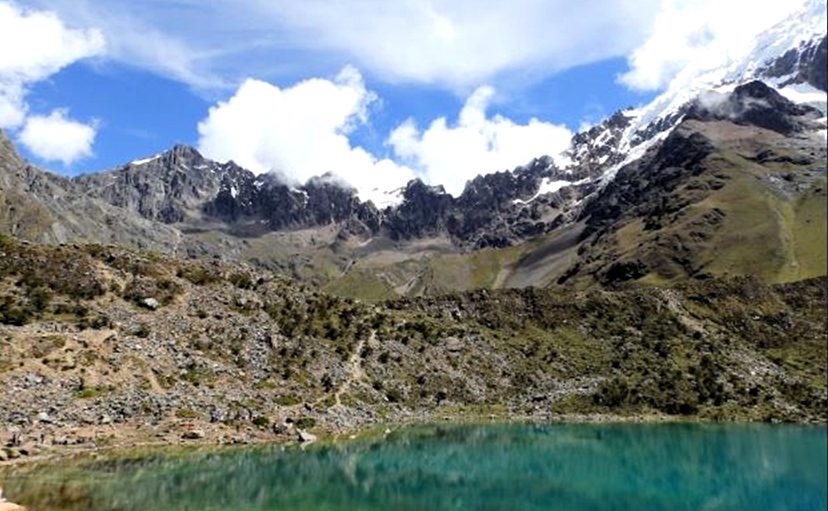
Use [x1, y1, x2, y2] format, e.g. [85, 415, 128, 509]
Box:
[4, 423, 826, 511]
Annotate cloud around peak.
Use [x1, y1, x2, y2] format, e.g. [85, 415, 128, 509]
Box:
[196, 67, 416, 203]
[388, 86, 572, 196]
[619, 0, 809, 91]
[197, 70, 573, 199]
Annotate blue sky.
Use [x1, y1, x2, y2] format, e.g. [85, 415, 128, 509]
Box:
[0, 0, 810, 197]
[23, 56, 651, 173]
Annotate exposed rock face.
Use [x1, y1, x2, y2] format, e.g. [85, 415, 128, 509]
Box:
[758, 35, 828, 91]
[386, 180, 453, 240]
[578, 129, 717, 240]
[204, 172, 378, 234]
[69, 147, 577, 251]
[685, 81, 822, 135]
[0, 130, 180, 250]
[564, 111, 634, 174]
[76, 145, 251, 224]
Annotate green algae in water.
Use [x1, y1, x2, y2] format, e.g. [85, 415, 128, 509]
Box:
[4, 424, 826, 511]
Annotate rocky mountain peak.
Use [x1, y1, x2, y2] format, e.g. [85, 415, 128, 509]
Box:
[153, 144, 205, 169]
[686, 80, 822, 135]
[758, 35, 827, 91]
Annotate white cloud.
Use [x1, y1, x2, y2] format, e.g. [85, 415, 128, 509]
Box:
[24, 0, 661, 92]
[0, 83, 25, 128]
[198, 70, 573, 201]
[0, 1, 104, 128]
[388, 86, 572, 196]
[14, 0, 816, 101]
[197, 67, 416, 204]
[18, 109, 96, 164]
[252, 0, 661, 91]
[619, 0, 808, 91]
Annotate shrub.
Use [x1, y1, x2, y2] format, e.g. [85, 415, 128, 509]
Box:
[229, 272, 254, 289]
[386, 388, 403, 403]
[29, 287, 52, 312]
[76, 384, 114, 399]
[593, 377, 629, 407]
[321, 373, 334, 392]
[295, 417, 316, 430]
[275, 395, 300, 406]
[178, 264, 222, 286]
[175, 408, 203, 419]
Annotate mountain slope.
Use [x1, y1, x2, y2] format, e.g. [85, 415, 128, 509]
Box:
[0, 1, 825, 298]
[0, 130, 182, 251]
[553, 82, 827, 287]
[0, 238, 824, 457]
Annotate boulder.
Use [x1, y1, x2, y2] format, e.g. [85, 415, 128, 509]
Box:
[181, 429, 205, 440]
[443, 337, 463, 352]
[297, 429, 317, 443]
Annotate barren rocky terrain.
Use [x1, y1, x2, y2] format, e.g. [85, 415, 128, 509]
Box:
[0, 236, 824, 466]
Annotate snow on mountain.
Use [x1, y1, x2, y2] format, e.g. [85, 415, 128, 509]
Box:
[130, 154, 162, 166]
[623, 0, 826, 148]
[778, 83, 828, 114]
[550, 0, 827, 197]
[358, 186, 406, 209]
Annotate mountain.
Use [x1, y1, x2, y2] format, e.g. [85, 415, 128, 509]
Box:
[0, 130, 181, 251]
[68, 144, 570, 250]
[0, 3, 826, 467]
[561, 81, 826, 286]
[0, 0, 825, 297]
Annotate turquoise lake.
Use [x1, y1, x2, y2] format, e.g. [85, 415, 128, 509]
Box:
[5, 423, 826, 511]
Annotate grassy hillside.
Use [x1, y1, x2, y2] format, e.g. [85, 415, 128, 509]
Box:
[554, 120, 827, 288]
[280, 121, 826, 301]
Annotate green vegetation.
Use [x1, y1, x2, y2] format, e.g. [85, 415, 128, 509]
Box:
[0, 234, 823, 437]
[175, 408, 204, 420]
[76, 384, 115, 399]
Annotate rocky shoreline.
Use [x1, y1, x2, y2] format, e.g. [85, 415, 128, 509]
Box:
[2, 405, 825, 471]
[1, 242, 826, 475]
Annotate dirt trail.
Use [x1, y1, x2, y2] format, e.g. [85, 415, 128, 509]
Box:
[332, 332, 371, 407]
[311, 331, 371, 408]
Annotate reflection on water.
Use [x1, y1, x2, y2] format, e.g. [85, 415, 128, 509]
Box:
[4, 424, 826, 511]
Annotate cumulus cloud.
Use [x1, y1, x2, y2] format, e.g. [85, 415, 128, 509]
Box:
[388, 86, 573, 196]
[197, 67, 416, 203]
[0, 0, 104, 128]
[0, 1, 102, 165]
[18, 109, 96, 164]
[620, 0, 807, 91]
[198, 70, 573, 200]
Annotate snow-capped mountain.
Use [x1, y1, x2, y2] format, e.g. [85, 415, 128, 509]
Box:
[548, 0, 826, 193]
[0, 0, 825, 287]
